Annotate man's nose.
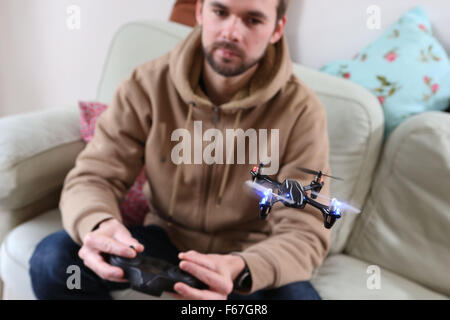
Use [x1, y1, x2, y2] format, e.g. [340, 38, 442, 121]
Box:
[220, 16, 243, 42]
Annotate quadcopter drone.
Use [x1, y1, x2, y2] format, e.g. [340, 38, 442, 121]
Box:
[247, 163, 360, 229]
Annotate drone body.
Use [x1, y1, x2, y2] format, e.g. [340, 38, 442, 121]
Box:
[249, 163, 351, 229]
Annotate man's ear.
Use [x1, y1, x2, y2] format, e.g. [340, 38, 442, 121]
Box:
[195, 0, 203, 26]
[270, 15, 287, 44]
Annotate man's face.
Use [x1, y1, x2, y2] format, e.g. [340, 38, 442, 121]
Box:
[196, 0, 286, 78]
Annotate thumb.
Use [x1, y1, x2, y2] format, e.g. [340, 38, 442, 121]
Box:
[114, 227, 145, 252]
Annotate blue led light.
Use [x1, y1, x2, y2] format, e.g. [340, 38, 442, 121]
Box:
[260, 188, 272, 205]
[330, 198, 342, 216]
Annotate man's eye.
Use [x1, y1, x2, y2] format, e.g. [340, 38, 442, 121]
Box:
[214, 9, 226, 17]
[248, 18, 262, 25]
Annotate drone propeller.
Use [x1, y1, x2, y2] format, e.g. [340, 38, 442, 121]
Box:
[245, 180, 295, 205]
[297, 167, 344, 181]
[310, 191, 361, 214]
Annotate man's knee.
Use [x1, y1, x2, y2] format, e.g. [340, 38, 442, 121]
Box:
[30, 230, 79, 270]
[29, 230, 81, 296]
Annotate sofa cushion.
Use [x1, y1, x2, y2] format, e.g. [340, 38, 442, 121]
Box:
[0, 209, 173, 300]
[96, 21, 192, 104]
[346, 111, 450, 297]
[311, 254, 447, 299]
[0, 106, 84, 210]
[79, 101, 149, 226]
[320, 6, 450, 139]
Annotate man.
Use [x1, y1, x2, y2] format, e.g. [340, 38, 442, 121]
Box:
[29, 0, 331, 300]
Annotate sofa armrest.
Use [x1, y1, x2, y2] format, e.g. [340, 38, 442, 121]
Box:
[0, 106, 85, 242]
[346, 111, 450, 296]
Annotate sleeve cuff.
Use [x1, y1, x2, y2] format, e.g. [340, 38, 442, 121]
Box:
[230, 251, 277, 294]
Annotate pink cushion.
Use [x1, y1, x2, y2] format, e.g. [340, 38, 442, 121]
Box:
[79, 101, 149, 226]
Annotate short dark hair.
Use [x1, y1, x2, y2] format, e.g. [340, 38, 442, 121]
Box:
[276, 0, 290, 22]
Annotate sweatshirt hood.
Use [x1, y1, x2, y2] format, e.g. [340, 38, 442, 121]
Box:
[169, 25, 293, 113]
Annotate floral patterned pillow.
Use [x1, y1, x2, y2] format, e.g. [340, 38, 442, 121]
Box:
[79, 101, 149, 226]
[320, 6, 450, 140]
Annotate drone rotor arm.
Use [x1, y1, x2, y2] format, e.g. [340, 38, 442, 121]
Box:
[261, 176, 283, 189]
[304, 196, 330, 212]
[305, 197, 341, 229]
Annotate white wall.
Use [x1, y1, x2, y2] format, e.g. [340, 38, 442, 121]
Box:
[1, 0, 449, 118]
[0, 0, 173, 118]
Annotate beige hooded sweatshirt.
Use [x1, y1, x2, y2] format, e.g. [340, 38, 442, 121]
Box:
[59, 25, 331, 294]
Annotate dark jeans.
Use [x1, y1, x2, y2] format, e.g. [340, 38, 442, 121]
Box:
[29, 225, 321, 300]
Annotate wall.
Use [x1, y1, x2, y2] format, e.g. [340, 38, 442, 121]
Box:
[0, 0, 173, 117]
[1, 0, 449, 118]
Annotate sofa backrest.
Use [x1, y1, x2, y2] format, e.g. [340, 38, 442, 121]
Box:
[346, 111, 450, 296]
[96, 20, 384, 253]
[294, 65, 384, 253]
[96, 21, 193, 104]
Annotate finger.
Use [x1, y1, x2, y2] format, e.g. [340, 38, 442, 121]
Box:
[179, 261, 231, 294]
[82, 250, 128, 282]
[174, 282, 223, 300]
[178, 251, 216, 271]
[114, 229, 145, 252]
[84, 234, 136, 258]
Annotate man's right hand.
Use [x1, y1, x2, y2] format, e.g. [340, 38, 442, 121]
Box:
[78, 218, 145, 282]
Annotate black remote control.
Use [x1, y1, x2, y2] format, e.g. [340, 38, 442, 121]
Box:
[106, 251, 208, 297]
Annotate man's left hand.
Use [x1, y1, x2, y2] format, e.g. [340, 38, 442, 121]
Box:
[168, 250, 246, 300]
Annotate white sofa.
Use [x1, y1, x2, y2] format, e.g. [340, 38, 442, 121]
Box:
[0, 21, 449, 300]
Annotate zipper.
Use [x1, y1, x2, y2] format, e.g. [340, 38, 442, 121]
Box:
[201, 164, 214, 232]
[213, 105, 221, 125]
[200, 105, 221, 232]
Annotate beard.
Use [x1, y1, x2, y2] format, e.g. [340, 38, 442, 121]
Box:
[202, 40, 269, 78]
